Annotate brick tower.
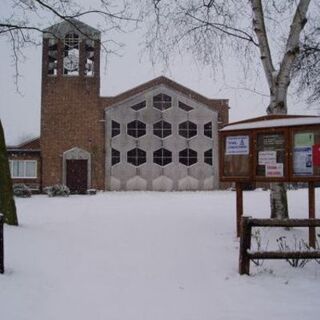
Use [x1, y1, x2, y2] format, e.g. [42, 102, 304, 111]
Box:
[40, 19, 105, 192]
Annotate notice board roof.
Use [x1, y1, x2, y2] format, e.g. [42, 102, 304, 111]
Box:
[221, 115, 320, 132]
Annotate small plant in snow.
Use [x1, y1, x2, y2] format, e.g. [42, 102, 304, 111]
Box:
[13, 184, 32, 198]
[86, 189, 97, 195]
[44, 184, 70, 197]
[251, 228, 268, 267]
[276, 235, 310, 268]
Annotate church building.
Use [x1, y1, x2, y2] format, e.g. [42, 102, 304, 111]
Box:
[8, 19, 229, 192]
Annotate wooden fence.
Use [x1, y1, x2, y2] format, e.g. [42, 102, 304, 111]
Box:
[239, 216, 320, 275]
[0, 214, 3, 274]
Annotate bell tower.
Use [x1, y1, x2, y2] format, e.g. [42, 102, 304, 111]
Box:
[40, 19, 105, 191]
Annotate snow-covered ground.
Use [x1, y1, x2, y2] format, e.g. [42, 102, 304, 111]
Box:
[0, 189, 319, 320]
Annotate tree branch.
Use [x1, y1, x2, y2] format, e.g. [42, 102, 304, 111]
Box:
[278, 0, 311, 90]
[250, 0, 275, 89]
[185, 12, 259, 46]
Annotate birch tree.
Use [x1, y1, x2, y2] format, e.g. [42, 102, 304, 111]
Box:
[293, 7, 320, 104]
[141, 0, 312, 218]
[0, 0, 136, 225]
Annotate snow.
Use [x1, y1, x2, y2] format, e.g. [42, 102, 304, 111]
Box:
[0, 189, 319, 320]
[221, 116, 320, 131]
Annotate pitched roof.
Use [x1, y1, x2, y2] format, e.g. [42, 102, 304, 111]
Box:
[7, 137, 40, 152]
[221, 115, 320, 131]
[43, 18, 101, 40]
[102, 76, 229, 110]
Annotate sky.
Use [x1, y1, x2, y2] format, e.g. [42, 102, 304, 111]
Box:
[0, 1, 319, 146]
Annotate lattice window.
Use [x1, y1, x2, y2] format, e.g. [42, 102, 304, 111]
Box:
[131, 101, 146, 111]
[204, 122, 212, 138]
[179, 148, 197, 166]
[179, 121, 197, 139]
[153, 148, 172, 166]
[204, 149, 213, 165]
[111, 149, 120, 166]
[153, 120, 172, 138]
[112, 121, 120, 137]
[127, 120, 146, 138]
[127, 148, 146, 166]
[178, 101, 193, 112]
[153, 93, 172, 111]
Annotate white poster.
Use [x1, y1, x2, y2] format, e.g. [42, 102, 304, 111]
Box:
[258, 151, 277, 165]
[293, 146, 312, 175]
[225, 136, 249, 155]
[265, 163, 284, 177]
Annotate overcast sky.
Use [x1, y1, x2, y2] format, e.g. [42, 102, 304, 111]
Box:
[1, 2, 318, 145]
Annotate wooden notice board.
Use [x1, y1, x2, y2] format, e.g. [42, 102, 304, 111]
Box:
[220, 115, 320, 183]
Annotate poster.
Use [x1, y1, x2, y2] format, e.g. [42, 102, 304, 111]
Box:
[294, 133, 314, 146]
[312, 144, 320, 166]
[293, 147, 312, 175]
[258, 151, 276, 165]
[265, 163, 284, 177]
[262, 134, 284, 148]
[225, 136, 249, 155]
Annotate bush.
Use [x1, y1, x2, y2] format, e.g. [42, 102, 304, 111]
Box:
[86, 189, 97, 195]
[44, 184, 70, 197]
[13, 184, 32, 198]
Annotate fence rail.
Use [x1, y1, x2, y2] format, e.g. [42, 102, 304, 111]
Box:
[239, 216, 320, 275]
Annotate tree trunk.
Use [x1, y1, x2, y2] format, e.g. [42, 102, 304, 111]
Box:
[268, 85, 289, 219]
[0, 119, 18, 225]
[251, 0, 310, 219]
[270, 182, 288, 219]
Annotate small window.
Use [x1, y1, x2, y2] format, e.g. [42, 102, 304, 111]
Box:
[153, 148, 172, 166]
[48, 39, 58, 76]
[10, 160, 37, 178]
[153, 120, 172, 138]
[178, 101, 193, 112]
[127, 120, 146, 138]
[179, 121, 197, 139]
[111, 149, 120, 166]
[112, 121, 120, 137]
[204, 149, 213, 165]
[63, 33, 80, 75]
[153, 93, 172, 111]
[84, 39, 94, 76]
[179, 149, 197, 166]
[131, 101, 146, 111]
[127, 148, 146, 166]
[204, 122, 212, 138]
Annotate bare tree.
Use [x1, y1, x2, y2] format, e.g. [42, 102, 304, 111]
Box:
[293, 4, 320, 104]
[0, 0, 137, 225]
[140, 0, 312, 218]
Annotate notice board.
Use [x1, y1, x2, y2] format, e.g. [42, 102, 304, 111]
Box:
[220, 120, 320, 182]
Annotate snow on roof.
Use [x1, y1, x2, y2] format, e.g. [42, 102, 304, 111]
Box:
[221, 117, 320, 131]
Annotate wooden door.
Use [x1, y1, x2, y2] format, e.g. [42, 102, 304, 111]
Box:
[66, 159, 88, 193]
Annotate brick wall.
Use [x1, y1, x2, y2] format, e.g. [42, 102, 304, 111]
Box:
[40, 38, 106, 189]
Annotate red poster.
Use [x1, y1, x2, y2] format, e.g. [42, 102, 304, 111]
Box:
[312, 144, 320, 166]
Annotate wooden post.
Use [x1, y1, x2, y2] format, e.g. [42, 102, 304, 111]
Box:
[239, 216, 252, 275]
[308, 182, 316, 248]
[236, 182, 243, 237]
[0, 213, 3, 274]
